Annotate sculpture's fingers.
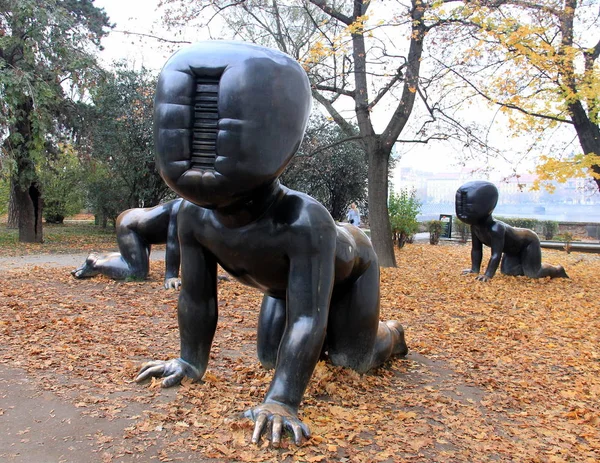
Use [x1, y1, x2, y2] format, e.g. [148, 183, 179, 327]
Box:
[272, 415, 283, 447]
[72, 268, 85, 278]
[135, 364, 165, 383]
[137, 360, 165, 373]
[252, 413, 268, 444]
[164, 278, 182, 290]
[162, 372, 184, 388]
[300, 421, 310, 439]
[290, 421, 305, 445]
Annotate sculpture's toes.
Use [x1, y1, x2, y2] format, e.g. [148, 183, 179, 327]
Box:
[71, 253, 101, 279]
[557, 265, 569, 279]
[386, 320, 408, 357]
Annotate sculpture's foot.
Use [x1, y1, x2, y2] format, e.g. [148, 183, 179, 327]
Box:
[71, 253, 100, 279]
[386, 320, 408, 357]
[555, 265, 569, 279]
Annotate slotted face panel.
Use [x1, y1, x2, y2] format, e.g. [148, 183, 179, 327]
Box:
[192, 77, 219, 171]
[456, 189, 469, 217]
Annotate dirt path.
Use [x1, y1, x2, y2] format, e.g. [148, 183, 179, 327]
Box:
[0, 253, 185, 463]
[0, 251, 166, 271]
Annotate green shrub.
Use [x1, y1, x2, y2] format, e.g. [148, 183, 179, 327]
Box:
[427, 220, 443, 245]
[389, 188, 421, 248]
[541, 220, 559, 240]
[39, 144, 85, 224]
[453, 217, 470, 243]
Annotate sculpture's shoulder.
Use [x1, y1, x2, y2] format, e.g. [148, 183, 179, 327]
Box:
[177, 201, 211, 231]
[274, 188, 335, 231]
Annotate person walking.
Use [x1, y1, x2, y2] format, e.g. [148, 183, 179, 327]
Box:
[346, 202, 361, 227]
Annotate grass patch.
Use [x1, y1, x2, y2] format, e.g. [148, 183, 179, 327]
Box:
[0, 221, 118, 256]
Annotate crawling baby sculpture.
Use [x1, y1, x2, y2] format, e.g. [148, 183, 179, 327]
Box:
[135, 41, 408, 446]
[456, 181, 568, 282]
[72, 199, 183, 289]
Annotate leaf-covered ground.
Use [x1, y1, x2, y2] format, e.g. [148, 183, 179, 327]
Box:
[0, 243, 598, 462]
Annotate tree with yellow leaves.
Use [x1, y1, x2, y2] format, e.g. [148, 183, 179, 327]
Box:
[439, 0, 599, 191]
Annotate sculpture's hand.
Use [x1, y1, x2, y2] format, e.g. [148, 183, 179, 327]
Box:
[461, 268, 478, 275]
[244, 402, 310, 447]
[475, 274, 491, 282]
[164, 277, 182, 290]
[135, 358, 200, 387]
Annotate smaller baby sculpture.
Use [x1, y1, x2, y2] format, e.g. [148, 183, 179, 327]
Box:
[71, 199, 183, 289]
[456, 181, 568, 282]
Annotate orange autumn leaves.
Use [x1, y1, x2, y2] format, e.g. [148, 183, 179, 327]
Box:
[0, 243, 599, 462]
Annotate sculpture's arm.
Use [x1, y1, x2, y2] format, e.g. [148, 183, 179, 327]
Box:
[137, 220, 218, 387]
[247, 227, 336, 446]
[463, 230, 483, 275]
[164, 200, 183, 290]
[479, 223, 505, 281]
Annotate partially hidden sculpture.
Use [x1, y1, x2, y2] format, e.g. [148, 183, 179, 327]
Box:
[71, 198, 183, 289]
[135, 41, 408, 446]
[455, 180, 568, 281]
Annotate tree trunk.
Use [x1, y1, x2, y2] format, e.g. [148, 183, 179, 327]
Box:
[14, 181, 43, 243]
[7, 180, 19, 229]
[567, 100, 600, 192]
[367, 146, 396, 267]
[5, 98, 44, 242]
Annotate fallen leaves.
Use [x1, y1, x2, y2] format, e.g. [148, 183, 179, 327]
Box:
[0, 243, 599, 461]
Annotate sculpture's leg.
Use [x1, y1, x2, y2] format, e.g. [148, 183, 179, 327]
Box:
[71, 253, 102, 278]
[116, 227, 150, 280]
[500, 253, 524, 276]
[91, 252, 132, 280]
[72, 252, 131, 279]
[257, 295, 286, 370]
[327, 262, 407, 373]
[521, 241, 543, 277]
[521, 242, 568, 278]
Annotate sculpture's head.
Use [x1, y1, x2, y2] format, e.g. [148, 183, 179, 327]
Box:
[455, 181, 499, 225]
[154, 41, 312, 208]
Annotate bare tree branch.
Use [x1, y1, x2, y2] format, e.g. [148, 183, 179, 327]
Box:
[304, 135, 364, 156]
[313, 83, 355, 97]
[394, 135, 450, 144]
[312, 90, 358, 138]
[368, 65, 405, 111]
[309, 0, 353, 25]
[440, 62, 572, 124]
[113, 29, 191, 44]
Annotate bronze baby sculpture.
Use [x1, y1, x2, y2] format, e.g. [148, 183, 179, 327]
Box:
[72, 198, 183, 289]
[135, 41, 408, 446]
[456, 180, 568, 282]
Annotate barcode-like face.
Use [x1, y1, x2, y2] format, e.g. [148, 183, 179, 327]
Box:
[456, 189, 469, 218]
[192, 76, 220, 171]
